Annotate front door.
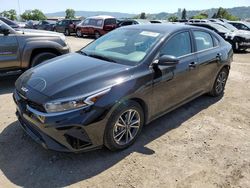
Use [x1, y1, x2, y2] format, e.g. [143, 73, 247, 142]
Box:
[0, 24, 19, 69]
[151, 31, 200, 117]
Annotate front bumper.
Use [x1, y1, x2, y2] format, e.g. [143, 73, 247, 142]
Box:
[13, 90, 107, 152]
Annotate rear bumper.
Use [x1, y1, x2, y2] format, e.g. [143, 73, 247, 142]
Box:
[13, 90, 107, 153]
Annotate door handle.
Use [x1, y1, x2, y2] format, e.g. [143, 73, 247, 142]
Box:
[189, 62, 197, 69]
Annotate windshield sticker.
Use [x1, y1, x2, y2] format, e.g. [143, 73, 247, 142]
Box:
[140, 31, 160, 37]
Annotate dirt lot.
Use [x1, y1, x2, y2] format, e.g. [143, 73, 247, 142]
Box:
[0, 37, 249, 188]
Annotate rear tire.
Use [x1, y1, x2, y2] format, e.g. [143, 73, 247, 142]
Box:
[94, 31, 101, 39]
[209, 67, 229, 97]
[31, 52, 57, 67]
[104, 101, 144, 151]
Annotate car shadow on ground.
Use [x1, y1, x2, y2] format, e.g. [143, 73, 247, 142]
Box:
[0, 95, 222, 187]
[0, 76, 19, 95]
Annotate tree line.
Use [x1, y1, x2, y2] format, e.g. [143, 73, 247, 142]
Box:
[0, 9, 76, 21]
[137, 7, 239, 21]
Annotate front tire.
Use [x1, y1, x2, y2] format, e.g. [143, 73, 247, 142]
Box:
[104, 101, 144, 151]
[209, 68, 229, 97]
[65, 29, 70, 36]
[31, 52, 57, 67]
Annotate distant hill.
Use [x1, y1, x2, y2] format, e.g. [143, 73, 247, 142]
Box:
[46, 11, 136, 18]
[148, 6, 250, 20]
[45, 6, 250, 20]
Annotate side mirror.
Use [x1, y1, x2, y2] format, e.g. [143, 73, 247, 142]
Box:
[155, 55, 179, 66]
[0, 27, 10, 36]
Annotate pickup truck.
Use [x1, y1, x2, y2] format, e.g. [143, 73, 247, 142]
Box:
[0, 20, 70, 77]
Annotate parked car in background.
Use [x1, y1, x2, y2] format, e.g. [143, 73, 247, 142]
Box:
[188, 19, 209, 23]
[25, 20, 39, 29]
[0, 17, 19, 28]
[14, 24, 232, 152]
[189, 22, 250, 52]
[150, 20, 168, 24]
[54, 19, 81, 36]
[228, 21, 250, 31]
[0, 20, 70, 76]
[117, 19, 151, 27]
[35, 20, 57, 31]
[76, 15, 116, 38]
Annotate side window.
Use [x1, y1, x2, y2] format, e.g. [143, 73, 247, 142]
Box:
[89, 19, 96, 26]
[213, 37, 220, 47]
[193, 31, 213, 51]
[104, 19, 116, 25]
[83, 19, 89, 25]
[96, 19, 103, 27]
[160, 32, 192, 57]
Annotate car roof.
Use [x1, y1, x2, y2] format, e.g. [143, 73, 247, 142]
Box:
[87, 15, 115, 19]
[122, 23, 202, 34]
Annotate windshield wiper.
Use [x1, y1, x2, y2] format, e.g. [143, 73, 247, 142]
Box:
[88, 54, 117, 63]
[78, 51, 88, 56]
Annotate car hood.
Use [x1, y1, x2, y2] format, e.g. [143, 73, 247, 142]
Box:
[226, 30, 250, 39]
[15, 29, 63, 37]
[16, 53, 131, 101]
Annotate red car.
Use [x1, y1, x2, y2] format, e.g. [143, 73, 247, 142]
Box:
[76, 16, 117, 39]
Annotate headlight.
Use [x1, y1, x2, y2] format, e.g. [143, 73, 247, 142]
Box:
[44, 88, 111, 113]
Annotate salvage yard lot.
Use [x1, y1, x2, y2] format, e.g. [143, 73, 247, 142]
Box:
[0, 36, 250, 188]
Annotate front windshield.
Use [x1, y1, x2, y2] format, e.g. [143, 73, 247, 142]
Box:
[211, 23, 230, 33]
[0, 20, 15, 32]
[216, 22, 237, 32]
[81, 28, 163, 66]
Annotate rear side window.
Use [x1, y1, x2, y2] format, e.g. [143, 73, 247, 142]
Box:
[104, 19, 116, 25]
[213, 37, 220, 47]
[160, 32, 192, 57]
[194, 31, 213, 51]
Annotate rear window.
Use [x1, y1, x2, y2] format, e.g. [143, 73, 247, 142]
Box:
[104, 18, 116, 25]
[194, 31, 213, 51]
[0, 17, 16, 26]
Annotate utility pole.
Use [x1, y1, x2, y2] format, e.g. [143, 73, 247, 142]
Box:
[17, 0, 21, 20]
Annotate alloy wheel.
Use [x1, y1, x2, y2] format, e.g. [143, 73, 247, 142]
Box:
[215, 71, 227, 94]
[113, 109, 141, 145]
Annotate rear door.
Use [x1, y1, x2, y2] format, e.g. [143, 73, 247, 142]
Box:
[152, 31, 200, 116]
[0, 24, 20, 68]
[192, 30, 222, 91]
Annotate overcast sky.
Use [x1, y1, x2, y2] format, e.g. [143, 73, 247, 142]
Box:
[0, 0, 250, 14]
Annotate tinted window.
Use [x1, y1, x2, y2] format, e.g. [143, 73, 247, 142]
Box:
[96, 19, 103, 27]
[104, 18, 116, 25]
[194, 31, 213, 51]
[89, 19, 96, 26]
[160, 32, 192, 57]
[121, 21, 133, 26]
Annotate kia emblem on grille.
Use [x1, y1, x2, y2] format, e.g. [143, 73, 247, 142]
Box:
[21, 87, 29, 93]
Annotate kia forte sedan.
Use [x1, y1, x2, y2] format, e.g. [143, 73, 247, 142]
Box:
[14, 24, 233, 152]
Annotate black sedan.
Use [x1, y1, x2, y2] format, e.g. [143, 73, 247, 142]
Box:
[14, 24, 233, 152]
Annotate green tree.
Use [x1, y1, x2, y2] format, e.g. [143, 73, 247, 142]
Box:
[168, 16, 178, 22]
[213, 7, 239, 21]
[139, 12, 146, 19]
[0, 9, 17, 20]
[192, 13, 208, 19]
[181, 9, 187, 20]
[21, 9, 47, 21]
[65, 9, 75, 19]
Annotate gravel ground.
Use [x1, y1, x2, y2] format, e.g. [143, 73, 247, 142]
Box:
[0, 37, 249, 188]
